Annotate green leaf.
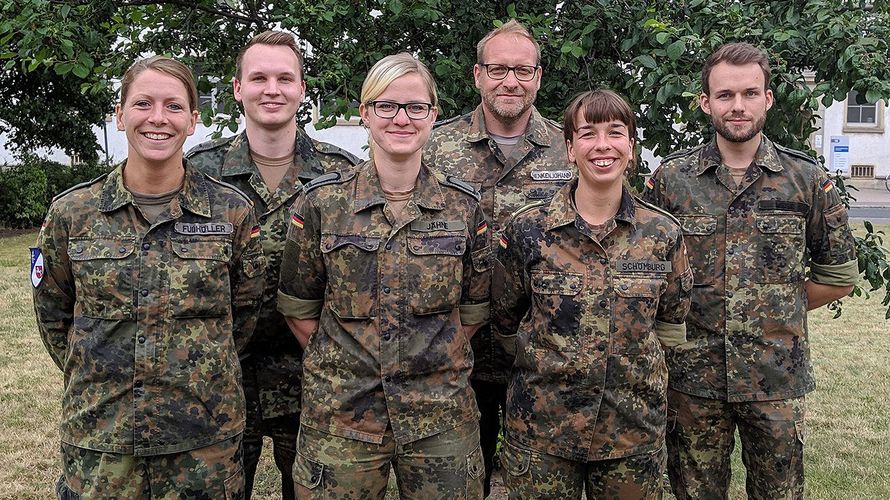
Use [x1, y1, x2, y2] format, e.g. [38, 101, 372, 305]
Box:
[636, 54, 657, 69]
[655, 32, 670, 45]
[666, 40, 685, 61]
[54, 62, 74, 75]
[72, 64, 89, 78]
[59, 4, 70, 18]
[773, 31, 791, 42]
[865, 89, 880, 104]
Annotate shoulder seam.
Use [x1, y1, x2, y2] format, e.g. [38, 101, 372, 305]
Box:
[185, 135, 235, 158]
[660, 145, 702, 163]
[204, 174, 253, 205]
[302, 170, 352, 193]
[52, 173, 108, 202]
[439, 175, 481, 201]
[634, 195, 681, 227]
[774, 143, 818, 165]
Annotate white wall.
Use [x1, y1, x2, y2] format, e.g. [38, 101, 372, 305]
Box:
[815, 100, 889, 178]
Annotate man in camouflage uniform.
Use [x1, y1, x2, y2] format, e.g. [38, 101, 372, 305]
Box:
[277, 162, 490, 498]
[494, 89, 692, 499]
[187, 31, 358, 500]
[424, 20, 574, 495]
[643, 43, 859, 499]
[33, 161, 265, 498]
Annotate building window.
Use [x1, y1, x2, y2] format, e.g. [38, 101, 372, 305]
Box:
[844, 90, 884, 133]
[850, 164, 875, 179]
[847, 91, 876, 125]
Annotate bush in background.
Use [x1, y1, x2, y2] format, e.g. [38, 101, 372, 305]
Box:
[0, 154, 110, 228]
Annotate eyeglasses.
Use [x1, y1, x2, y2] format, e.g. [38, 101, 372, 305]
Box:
[481, 64, 539, 81]
[367, 101, 434, 120]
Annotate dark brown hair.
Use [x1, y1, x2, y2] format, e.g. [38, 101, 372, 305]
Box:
[563, 89, 636, 143]
[702, 42, 771, 95]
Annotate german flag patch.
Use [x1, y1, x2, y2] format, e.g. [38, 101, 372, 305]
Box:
[476, 221, 488, 236]
[291, 213, 305, 229]
[820, 179, 834, 193]
[250, 225, 261, 238]
[499, 235, 508, 249]
[645, 176, 656, 189]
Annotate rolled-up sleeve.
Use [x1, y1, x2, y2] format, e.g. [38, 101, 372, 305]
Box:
[278, 193, 326, 319]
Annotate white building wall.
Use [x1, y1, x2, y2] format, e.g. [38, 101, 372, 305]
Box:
[814, 100, 889, 179]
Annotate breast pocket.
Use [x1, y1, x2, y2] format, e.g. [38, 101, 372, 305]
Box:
[406, 235, 465, 315]
[613, 276, 663, 355]
[170, 238, 232, 317]
[68, 237, 136, 319]
[321, 234, 381, 319]
[529, 270, 584, 352]
[754, 213, 805, 284]
[677, 215, 718, 285]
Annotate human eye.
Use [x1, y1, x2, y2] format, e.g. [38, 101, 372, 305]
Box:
[516, 66, 536, 79]
[487, 64, 508, 78]
[406, 103, 428, 115]
[167, 102, 185, 111]
[746, 89, 760, 97]
[133, 99, 151, 108]
[375, 101, 397, 113]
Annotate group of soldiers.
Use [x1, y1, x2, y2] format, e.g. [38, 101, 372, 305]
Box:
[31, 16, 858, 500]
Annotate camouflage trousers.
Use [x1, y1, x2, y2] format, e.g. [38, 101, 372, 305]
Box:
[500, 438, 666, 499]
[243, 413, 299, 500]
[471, 378, 508, 498]
[56, 434, 243, 499]
[666, 389, 806, 500]
[294, 420, 484, 500]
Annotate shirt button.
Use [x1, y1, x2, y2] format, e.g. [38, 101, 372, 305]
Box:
[141, 289, 149, 297]
[76, 247, 84, 254]
[384, 375, 392, 383]
[118, 247, 127, 254]
[382, 333, 391, 341]
[599, 300, 607, 308]
[134, 380, 143, 388]
[383, 286, 391, 294]
[137, 335, 146, 344]
[726, 291, 734, 298]
[727, 247, 734, 255]
[599, 258, 608, 265]
[385, 243, 392, 250]
[180, 246, 189, 253]
[597, 344, 606, 352]
[142, 242, 150, 251]
[593, 387, 601, 394]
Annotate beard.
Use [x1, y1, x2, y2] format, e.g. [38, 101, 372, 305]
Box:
[712, 112, 766, 143]
[481, 85, 537, 123]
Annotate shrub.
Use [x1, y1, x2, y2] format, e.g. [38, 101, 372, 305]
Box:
[0, 155, 111, 228]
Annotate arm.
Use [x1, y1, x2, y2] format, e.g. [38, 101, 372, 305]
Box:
[805, 171, 859, 311]
[32, 204, 75, 370]
[459, 206, 492, 331]
[491, 220, 531, 356]
[277, 193, 327, 347]
[655, 232, 693, 348]
[229, 208, 266, 353]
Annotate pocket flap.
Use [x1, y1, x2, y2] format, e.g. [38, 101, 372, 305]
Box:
[320, 234, 381, 253]
[823, 204, 849, 229]
[293, 452, 324, 489]
[677, 215, 717, 235]
[755, 213, 803, 234]
[68, 238, 136, 260]
[172, 239, 232, 261]
[500, 441, 531, 477]
[530, 270, 583, 295]
[407, 235, 465, 256]
[615, 276, 661, 298]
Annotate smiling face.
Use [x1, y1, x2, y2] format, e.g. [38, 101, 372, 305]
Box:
[234, 43, 306, 132]
[359, 72, 437, 163]
[700, 62, 773, 145]
[115, 69, 197, 170]
[473, 34, 540, 124]
[567, 112, 634, 191]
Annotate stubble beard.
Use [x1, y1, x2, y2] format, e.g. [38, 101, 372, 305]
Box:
[482, 87, 536, 125]
[713, 112, 766, 144]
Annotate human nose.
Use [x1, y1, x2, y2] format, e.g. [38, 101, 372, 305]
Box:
[264, 78, 280, 95]
[592, 133, 611, 150]
[148, 104, 167, 125]
[392, 106, 411, 125]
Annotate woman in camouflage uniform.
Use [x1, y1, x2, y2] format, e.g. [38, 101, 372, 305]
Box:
[32, 56, 265, 499]
[494, 89, 693, 499]
[278, 53, 489, 499]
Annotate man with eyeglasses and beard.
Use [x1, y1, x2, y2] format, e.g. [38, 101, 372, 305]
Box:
[424, 19, 574, 497]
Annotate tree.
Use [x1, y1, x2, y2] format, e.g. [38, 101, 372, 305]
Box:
[3, 0, 889, 314]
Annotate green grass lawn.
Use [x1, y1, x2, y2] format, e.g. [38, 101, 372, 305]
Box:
[1, 225, 888, 499]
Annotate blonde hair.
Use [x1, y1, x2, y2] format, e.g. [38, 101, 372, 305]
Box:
[476, 19, 541, 65]
[360, 53, 437, 107]
[120, 56, 198, 112]
[236, 31, 304, 80]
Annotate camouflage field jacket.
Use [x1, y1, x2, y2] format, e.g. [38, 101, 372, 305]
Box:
[187, 130, 358, 419]
[278, 161, 491, 445]
[494, 181, 692, 461]
[643, 136, 859, 402]
[32, 161, 265, 455]
[425, 105, 574, 383]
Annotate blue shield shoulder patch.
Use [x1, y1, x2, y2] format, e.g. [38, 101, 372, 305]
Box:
[30, 247, 44, 288]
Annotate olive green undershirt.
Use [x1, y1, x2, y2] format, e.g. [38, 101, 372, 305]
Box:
[252, 149, 294, 191]
[129, 185, 182, 224]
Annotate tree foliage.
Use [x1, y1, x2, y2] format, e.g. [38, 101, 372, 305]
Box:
[2, 0, 890, 314]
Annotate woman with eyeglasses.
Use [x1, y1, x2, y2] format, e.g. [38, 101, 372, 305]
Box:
[277, 53, 490, 499]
